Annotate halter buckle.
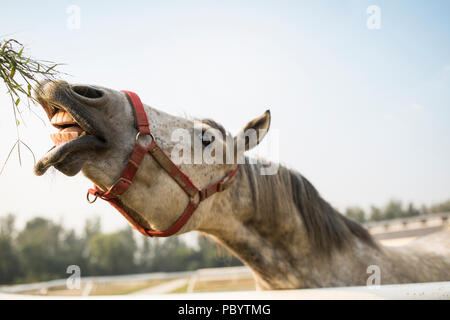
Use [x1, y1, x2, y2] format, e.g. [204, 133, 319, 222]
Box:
[107, 177, 133, 197]
[86, 191, 98, 204]
[136, 131, 154, 148]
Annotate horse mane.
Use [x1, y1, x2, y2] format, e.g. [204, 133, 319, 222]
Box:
[201, 117, 377, 254]
[242, 162, 378, 255]
[200, 119, 227, 137]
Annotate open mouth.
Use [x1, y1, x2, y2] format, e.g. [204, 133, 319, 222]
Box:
[48, 103, 89, 146]
[38, 98, 98, 149]
[34, 82, 108, 176]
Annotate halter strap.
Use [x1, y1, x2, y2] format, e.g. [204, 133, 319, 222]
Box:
[87, 91, 238, 237]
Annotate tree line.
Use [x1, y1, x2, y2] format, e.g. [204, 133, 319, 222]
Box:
[1, 198, 449, 285]
[344, 198, 450, 224]
[0, 215, 241, 285]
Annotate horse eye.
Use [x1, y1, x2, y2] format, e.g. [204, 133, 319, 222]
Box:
[202, 139, 211, 147]
[201, 128, 213, 147]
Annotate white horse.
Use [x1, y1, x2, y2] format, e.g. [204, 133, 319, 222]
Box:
[34, 80, 450, 289]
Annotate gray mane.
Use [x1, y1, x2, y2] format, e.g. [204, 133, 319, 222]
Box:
[242, 162, 377, 255]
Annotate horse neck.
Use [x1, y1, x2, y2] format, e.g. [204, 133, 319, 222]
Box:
[199, 161, 382, 289]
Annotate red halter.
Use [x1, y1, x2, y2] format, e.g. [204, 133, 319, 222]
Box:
[87, 91, 238, 237]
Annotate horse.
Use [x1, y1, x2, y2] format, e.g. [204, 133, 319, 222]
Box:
[34, 80, 450, 289]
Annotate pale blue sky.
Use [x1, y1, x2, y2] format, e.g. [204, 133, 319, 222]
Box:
[0, 1, 449, 232]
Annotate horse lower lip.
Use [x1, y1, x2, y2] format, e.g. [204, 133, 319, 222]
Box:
[35, 135, 106, 176]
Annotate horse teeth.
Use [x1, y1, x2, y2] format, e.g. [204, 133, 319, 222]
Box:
[49, 131, 81, 146]
[51, 110, 76, 126]
[63, 112, 74, 123]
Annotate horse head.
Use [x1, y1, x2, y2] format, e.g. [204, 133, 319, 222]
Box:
[34, 80, 270, 234]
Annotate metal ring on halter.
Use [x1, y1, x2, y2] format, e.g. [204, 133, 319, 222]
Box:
[136, 131, 154, 148]
[86, 191, 98, 204]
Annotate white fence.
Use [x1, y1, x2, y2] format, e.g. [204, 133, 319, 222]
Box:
[1, 281, 449, 300]
[0, 266, 252, 295]
[365, 212, 450, 240]
[1, 266, 449, 300]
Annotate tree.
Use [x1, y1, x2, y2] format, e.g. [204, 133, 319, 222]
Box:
[0, 214, 21, 284]
[384, 200, 403, 220]
[84, 216, 102, 241]
[150, 237, 195, 272]
[420, 204, 429, 215]
[344, 207, 366, 223]
[0, 213, 16, 238]
[137, 237, 153, 272]
[429, 199, 450, 214]
[369, 205, 384, 221]
[405, 202, 420, 218]
[15, 217, 86, 283]
[87, 228, 137, 275]
[16, 218, 65, 281]
[0, 235, 21, 284]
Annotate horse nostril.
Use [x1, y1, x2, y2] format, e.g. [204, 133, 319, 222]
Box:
[71, 85, 104, 99]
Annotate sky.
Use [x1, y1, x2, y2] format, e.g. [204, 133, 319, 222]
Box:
[0, 0, 449, 233]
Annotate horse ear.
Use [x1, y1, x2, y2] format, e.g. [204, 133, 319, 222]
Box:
[233, 110, 271, 156]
